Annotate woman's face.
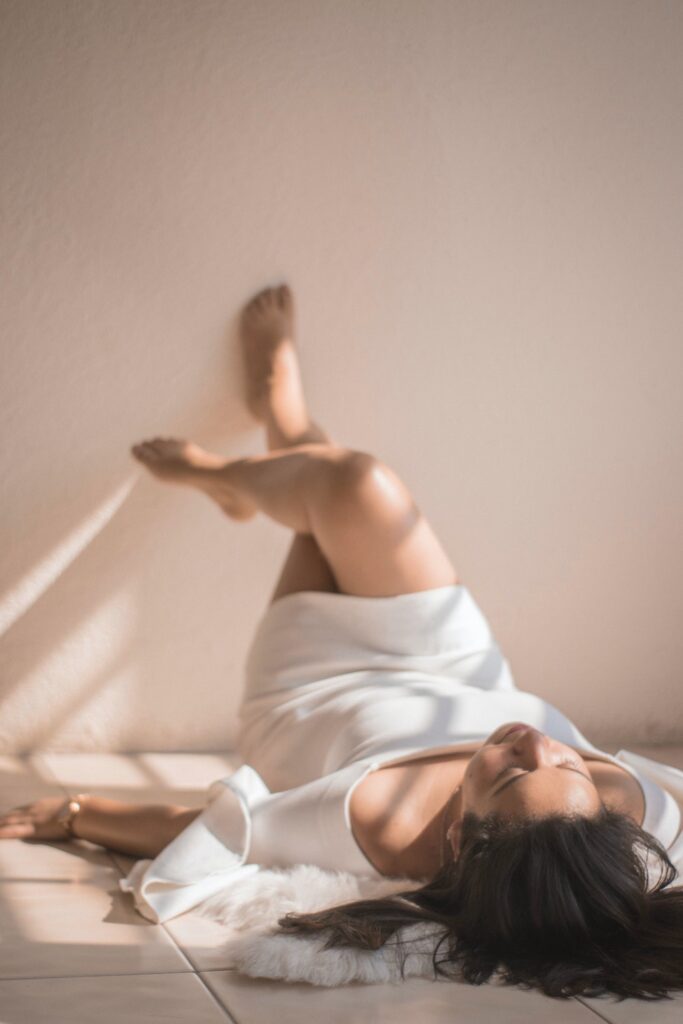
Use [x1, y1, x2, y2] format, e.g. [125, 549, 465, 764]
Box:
[445, 722, 603, 858]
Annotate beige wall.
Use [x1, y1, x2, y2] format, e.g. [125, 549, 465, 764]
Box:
[2, 0, 681, 753]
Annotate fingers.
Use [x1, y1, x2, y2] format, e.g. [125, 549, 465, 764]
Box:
[0, 805, 31, 834]
[0, 795, 72, 842]
[0, 807, 29, 823]
[0, 821, 35, 839]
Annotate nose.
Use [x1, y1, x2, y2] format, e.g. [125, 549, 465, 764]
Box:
[509, 727, 556, 766]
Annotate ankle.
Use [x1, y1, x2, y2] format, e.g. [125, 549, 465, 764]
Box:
[266, 413, 328, 449]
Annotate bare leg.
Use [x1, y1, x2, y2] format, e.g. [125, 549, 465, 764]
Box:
[239, 282, 331, 451]
[131, 440, 458, 597]
[267, 531, 340, 603]
[239, 282, 341, 603]
[131, 284, 459, 597]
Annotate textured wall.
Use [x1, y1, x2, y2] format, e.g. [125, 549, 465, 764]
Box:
[1, 0, 682, 753]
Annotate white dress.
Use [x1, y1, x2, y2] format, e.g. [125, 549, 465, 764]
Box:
[120, 584, 683, 923]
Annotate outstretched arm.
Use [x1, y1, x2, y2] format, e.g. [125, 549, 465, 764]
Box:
[0, 795, 202, 858]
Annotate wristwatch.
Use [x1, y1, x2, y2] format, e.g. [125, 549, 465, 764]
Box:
[57, 794, 87, 838]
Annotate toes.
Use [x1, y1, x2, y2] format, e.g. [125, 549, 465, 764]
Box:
[131, 442, 158, 460]
[132, 438, 191, 465]
[248, 286, 285, 312]
[241, 284, 293, 330]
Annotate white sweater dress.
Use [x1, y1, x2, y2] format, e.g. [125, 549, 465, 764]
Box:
[120, 584, 683, 924]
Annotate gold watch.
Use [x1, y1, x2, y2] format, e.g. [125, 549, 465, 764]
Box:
[57, 794, 87, 838]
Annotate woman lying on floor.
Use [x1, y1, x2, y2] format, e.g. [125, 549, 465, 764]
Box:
[2, 284, 683, 1000]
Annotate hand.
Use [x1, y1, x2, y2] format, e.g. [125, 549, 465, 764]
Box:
[0, 796, 74, 841]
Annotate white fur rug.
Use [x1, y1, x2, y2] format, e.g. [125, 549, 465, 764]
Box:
[193, 864, 450, 986]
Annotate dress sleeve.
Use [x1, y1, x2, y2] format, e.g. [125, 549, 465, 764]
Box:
[118, 760, 378, 923]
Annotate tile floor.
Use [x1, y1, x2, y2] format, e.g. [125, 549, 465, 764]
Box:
[1, 746, 682, 1023]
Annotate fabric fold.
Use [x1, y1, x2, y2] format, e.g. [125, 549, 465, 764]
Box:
[118, 764, 270, 923]
[614, 749, 683, 887]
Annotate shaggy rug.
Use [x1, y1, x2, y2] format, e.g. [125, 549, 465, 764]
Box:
[192, 863, 452, 986]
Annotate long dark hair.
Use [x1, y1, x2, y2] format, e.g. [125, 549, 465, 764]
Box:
[276, 805, 683, 1000]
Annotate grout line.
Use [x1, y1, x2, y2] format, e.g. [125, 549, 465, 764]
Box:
[103, 846, 200, 974]
[96, 792, 235, 998]
[0, 970, 200, 982]
[573, 995, 616, 1023]
[21, 754, 233, 1016]
[193, 973, 239, 1023]
[198, 967, 239, 974]
[162, 937, 206, 975]
[198, 972, 241, 1024]
[159, 920, 200, 973]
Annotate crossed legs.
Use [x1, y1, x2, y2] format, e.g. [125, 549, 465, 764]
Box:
[131, 283, 460, 603]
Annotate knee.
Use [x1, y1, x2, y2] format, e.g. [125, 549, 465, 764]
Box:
[325, 450, 409, 510]
[327, 449, 378, 493]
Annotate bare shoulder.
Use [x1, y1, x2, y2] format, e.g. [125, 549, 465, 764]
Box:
[348, 775, 399, 877]
[585, 758, 645, 825]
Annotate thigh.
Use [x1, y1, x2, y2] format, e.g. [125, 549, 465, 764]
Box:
[309, 453, 461, 597]
[268, 531, 340, 606]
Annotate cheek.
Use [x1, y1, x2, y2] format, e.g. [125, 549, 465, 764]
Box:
[463, 757, 489, 798]
[462, 763, 478, 796]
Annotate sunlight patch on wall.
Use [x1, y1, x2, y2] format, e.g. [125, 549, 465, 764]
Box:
[39, 752, 152, 790]
[45, 663, 142, 750]
[138, 752, 242, 788]
[0, 589, 137, 750]
[0, 477, 137, 637]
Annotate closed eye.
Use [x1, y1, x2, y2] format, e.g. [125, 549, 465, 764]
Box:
[491, 762, 592, 797]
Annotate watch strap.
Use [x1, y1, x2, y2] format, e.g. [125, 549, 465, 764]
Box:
[57, 794, 87, 837]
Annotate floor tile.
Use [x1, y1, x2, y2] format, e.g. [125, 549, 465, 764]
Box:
[578, 991, 683, 1023]
[164, 912, 242, 971]
[102, 848, 243, 968]
[201, 969, 598, 1023]
[0, 754, 117, 880]
[0, 972, 232, 1023]
[0, 869, 193, 979]
[0, 833, 117, 881]
[107, 847, 139, 877]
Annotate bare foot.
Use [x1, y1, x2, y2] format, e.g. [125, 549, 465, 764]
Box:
[239, 283, 312, 425]
[131, 437, 257, 520]
[240, 283, 297, 418]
